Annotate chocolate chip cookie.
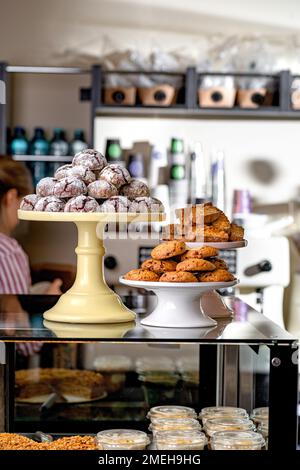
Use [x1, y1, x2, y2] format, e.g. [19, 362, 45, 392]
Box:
[159, 271, 198, 283]
[124, 269, 159, 282]
[141, 259, 177, 275]
[151, 241, 187, 260]
[176, 258, 216, 272]
[181, 246, 219, 261]
[198, 269, 235, 282]
[211, 211, 231, 233]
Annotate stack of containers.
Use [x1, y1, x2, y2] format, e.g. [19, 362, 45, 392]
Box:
[199, 406, 266, 451]
[251, 407, 269, 449]
[147, 406, 207, 450]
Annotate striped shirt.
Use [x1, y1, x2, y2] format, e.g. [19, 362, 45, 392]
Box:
[0, 233, 31, 294]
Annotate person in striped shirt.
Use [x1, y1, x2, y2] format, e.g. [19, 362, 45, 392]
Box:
[0, 158, 61, 294]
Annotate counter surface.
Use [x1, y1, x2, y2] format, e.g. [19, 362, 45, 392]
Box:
[0, 294, 296, 343]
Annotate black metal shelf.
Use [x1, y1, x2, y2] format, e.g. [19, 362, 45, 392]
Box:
[12, 155, 73, 163]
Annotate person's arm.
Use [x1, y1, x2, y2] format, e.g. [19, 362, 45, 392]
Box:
[0, 252, 30, 294]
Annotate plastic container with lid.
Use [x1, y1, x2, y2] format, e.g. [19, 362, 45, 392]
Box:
[199, 406, 248, 424]
[257, 420, 269, 438]
[96, 429, 150, 450]
[204, 417, 255, 437]
[149, 418, 201, 434]
[211, 431, 265, 450]
[147, 406, 197, 421]
[251, 407, 269, 425]
[155, 430, 207, 450]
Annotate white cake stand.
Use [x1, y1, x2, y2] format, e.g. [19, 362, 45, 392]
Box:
[179, 239, 247, 318]
[185, 240, 247, 249]
[18, 210, 164, 324]
[119, 277, 238, 328]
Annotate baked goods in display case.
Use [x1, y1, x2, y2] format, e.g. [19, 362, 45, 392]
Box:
[124, 240, 236, 283]
[15, 368, 105, 401]
[162, 203, 244, 243]
[0, 434, 98, 450]
[20, 148, 164, 214]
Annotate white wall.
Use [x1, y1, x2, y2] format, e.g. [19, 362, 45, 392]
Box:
[95, 116, 300, 206]
[1, 0, 300, 66]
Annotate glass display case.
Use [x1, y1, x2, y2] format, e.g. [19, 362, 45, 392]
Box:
[0, 293, 298, 455]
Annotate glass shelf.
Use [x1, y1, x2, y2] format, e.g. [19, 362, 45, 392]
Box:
[0, 294, 295, 344]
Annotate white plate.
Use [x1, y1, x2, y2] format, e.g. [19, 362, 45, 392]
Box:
[16, 390, 107, 404]
[119, 278, 238, 289]
[185, 240, 247, 249]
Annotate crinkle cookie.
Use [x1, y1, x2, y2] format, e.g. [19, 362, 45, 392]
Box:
[20, 194, 40, 211]
[53, 177, 87, 198]
[99, 196, 135, 213]
[64, 195, 100, 212]
[34, 196, 65, 212]
[151, 241, 187, 260]
[120, 180, 150, 200]
[36, 177, 56, 197]
[99, 164, 131, 188]
[134, 197, 164, 213]
[72, 149, 107, 171]
[55, 164, 96, 185]
[87, 180, 118, 199]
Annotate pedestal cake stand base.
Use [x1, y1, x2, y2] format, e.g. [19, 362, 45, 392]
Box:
[120, 278, 238, 328]
[18, 210, 164, 323]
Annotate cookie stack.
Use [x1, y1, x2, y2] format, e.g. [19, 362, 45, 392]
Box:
[162, 203, 244, 242]
[20, 149, 164, 213]
[124, 241, 236, 283]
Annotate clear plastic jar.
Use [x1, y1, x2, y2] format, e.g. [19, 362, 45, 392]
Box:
[149, 418, 201, 434]
[96, 429, 150, 450]
[204, 417, 255, 437]
[155, 430, 207, 450]
[93, 355, 132, 372]
[251, 407, 269, 425]
[211, 431, 265, 450]
[199, 406, 248, 425]
[257, 420, 269, 438]
[147, 406, 197, 420]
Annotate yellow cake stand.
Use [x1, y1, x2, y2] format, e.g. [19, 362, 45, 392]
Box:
[18, 210, 164, 324]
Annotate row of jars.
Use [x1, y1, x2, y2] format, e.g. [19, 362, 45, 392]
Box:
[147, 405, 269, 450]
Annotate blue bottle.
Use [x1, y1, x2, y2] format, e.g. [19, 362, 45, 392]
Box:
[30, 127, 49, 186]
[11, 127, 29, 155]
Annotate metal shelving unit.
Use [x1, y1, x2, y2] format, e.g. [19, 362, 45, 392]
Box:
[12, 155, 73, 163]
[0, 64, 91, 155]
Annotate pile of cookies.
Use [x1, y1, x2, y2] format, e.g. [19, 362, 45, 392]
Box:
[124, 241, 236, 283]
[20, 149, 164, 213]
[162, 203, 244, 242]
